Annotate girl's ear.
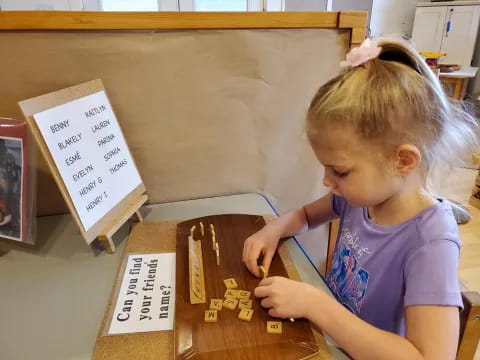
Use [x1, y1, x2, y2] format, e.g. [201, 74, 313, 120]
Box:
[394, 144, 421, 176]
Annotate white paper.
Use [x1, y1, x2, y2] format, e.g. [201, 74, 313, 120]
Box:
[108, 253, 176, 335]
[33, 91, 142, 231]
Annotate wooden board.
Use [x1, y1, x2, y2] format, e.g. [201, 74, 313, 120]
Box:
[175, 214, 319, 360]
[94, 218, 331, 360]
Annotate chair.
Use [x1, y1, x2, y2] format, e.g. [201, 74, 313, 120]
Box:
[458, 291, 480, 360]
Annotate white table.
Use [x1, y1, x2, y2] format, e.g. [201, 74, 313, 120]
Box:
[439, 66, 478, 99]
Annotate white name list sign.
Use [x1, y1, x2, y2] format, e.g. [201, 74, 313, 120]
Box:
[33, 91, 142, 231]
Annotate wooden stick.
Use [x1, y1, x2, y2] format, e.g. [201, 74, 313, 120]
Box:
[133, 210, 143, 222]
[259, 265, 267, 279]
[98, 234, 115, 253]
[188, 234, 206, 304]
[210, 224, 216, 250]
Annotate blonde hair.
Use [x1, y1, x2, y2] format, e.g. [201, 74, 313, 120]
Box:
[306, 38, 479, 183]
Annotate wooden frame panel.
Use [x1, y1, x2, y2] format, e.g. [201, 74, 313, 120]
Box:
[338, 11, 368, 45]
[0, 10, 366, 44]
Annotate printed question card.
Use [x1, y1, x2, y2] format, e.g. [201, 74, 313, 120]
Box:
[108, 253, 176, 334]
[33, 91, 142, 231]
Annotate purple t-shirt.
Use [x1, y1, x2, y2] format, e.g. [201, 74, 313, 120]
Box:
[327, 194, 463, 336]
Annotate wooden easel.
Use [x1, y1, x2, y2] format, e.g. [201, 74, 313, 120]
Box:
[19, 79, 147, 253]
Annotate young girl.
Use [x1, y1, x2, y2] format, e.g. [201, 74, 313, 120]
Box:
[243, 38, 479, 359]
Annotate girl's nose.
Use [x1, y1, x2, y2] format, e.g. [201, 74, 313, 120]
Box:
[323, 172, 334, 188]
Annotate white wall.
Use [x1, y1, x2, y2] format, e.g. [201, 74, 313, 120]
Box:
[327, 0, 422, 37]
[331, 0, 372, 29]
[1, 0, 76, 10]
[0, 0, 101, 9]
[83, 0, 100, 10]
[467, 35, 480, 99]
[370, 0, 423, 38]
[285, 0, 326, 11]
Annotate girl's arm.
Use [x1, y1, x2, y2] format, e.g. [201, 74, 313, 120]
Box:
[265, 192, 338, 238]
[255, 278, 459, 360]
[303, 192, 339, 230]
[308, 288, 459, 360]
[243, 193, 337, 277]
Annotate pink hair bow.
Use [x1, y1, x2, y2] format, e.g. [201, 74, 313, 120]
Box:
[340, 38, 382, 69]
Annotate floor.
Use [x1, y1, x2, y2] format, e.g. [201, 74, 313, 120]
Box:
[436, 167, 479, 292]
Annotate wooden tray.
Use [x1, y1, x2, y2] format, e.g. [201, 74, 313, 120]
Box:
[175, 214, 320, 360]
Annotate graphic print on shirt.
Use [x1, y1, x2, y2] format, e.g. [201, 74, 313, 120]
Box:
[327, 241, 369, 314]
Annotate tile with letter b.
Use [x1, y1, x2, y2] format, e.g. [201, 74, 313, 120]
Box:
[267, 321, 282, 334]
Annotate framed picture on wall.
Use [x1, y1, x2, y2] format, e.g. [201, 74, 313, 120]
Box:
[0, 118, 30, 243]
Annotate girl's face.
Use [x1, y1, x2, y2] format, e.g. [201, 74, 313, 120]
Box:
[311, 129, 402, 208]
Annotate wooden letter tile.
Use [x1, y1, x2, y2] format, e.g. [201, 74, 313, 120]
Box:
[267, 321, 282, 334]
[238, 299, 252, 310]
[238, 290, 251, 300]
[204, 310, 218, 322]
[210, 299, 223, 310]
[223, 278, 238, 289]
[238, 308, 254, 322]
[223, 297, 239, 310]
[224, 289, 240, 299]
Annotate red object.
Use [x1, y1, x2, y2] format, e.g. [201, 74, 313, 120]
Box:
[0, 118, 29, 242]
[425, 58, 439, 67]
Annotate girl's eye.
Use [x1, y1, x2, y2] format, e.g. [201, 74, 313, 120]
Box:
[333, 169, 349, 178]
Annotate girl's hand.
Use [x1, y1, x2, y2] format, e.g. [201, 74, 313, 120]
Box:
[242, 226, 280, 278]
[254, 276, 318, 319]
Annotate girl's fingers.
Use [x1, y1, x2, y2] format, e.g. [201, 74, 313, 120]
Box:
[244, 243, 262, 278]
[254, 277, 277, 298]
[262, 249, 275, 275]
[260, 297, 274, 308]
[254, 284, 270, 298]
[242, 239, 250, 264]
[268, 308, 280, 318]
[258, 277, 275, 287]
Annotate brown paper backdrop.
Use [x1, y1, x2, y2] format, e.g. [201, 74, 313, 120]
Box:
[0, 29, 348, 217]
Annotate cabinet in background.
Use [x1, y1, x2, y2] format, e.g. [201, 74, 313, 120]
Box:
[412, 1, 480, 67]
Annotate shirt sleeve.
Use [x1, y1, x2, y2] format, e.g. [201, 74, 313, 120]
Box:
[332, 193, 348, 218]
[404, 239, 463, 309]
